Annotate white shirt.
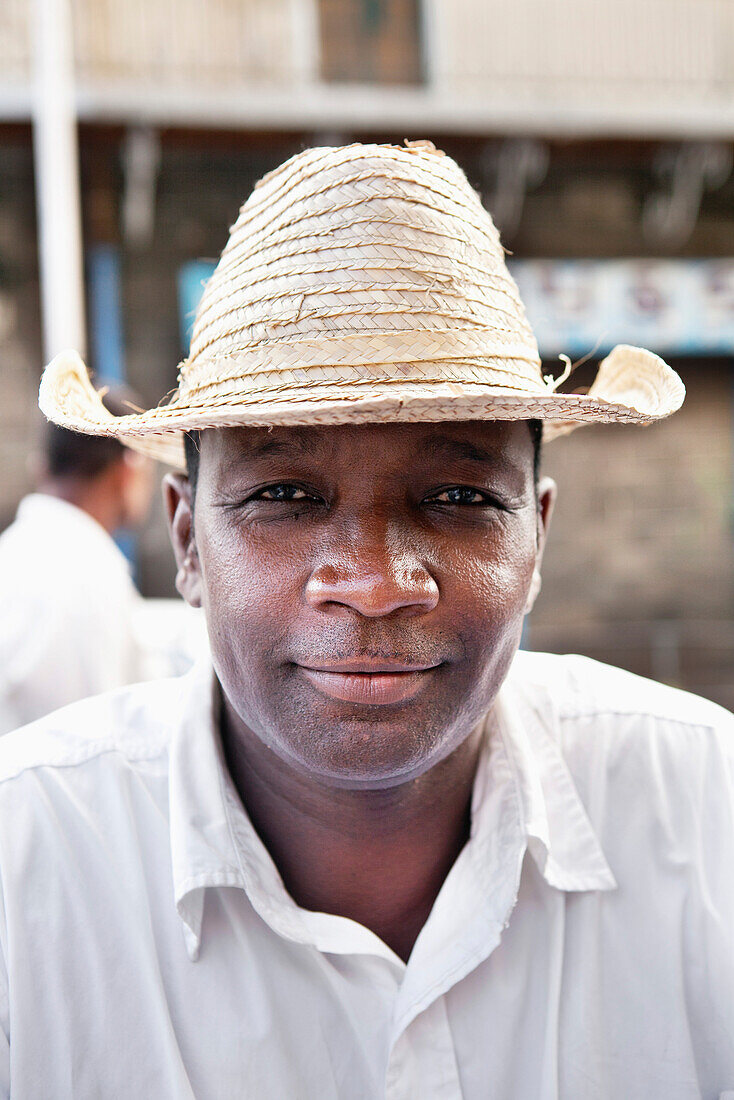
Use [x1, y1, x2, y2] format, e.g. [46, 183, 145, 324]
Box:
[0, 651, 732, 1099]
[0, 495, 206, 733]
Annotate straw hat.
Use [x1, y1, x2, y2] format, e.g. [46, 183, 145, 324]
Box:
[39, 141, 684, 470]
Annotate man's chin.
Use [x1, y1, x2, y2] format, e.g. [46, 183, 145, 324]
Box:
[266, 706, 468, 790]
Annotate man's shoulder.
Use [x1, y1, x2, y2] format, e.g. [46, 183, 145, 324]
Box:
[510, 651, 734, 819]
[510, 649, 732, 735]
[0, 675, 181, 787]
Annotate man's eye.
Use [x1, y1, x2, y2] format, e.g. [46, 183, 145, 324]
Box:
[428, 487, 490, 505]
[255, 484, 310, 502]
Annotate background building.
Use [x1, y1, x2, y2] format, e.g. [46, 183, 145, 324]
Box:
[1, 0, 733, 706]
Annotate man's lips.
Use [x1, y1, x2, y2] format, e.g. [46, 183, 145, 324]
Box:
[296, 660, 442, 705]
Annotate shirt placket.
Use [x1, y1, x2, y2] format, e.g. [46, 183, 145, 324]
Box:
[386, 996, 462, 1100]
[380, 724, 536, 1099]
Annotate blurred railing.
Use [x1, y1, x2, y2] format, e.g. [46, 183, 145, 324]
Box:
[1, 0, 734, 133]
[1, 0, 31, 83]
[72, 0, 306, 86]
[0, 0, 313, 87]
[430, 0, 734, 100]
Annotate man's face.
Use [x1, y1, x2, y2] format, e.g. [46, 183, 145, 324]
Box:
[166, 420, 554, 789]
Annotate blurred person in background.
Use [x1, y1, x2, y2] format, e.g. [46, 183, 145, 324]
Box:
[0, 388, 155, 734]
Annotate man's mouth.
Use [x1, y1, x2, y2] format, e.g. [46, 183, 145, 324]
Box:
[296, 659, 442, 706]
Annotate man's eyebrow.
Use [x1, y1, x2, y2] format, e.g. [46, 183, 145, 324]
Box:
[242, 429, 325, 461]
[425, 435, 504, 467]
[424, 434, 528, 492]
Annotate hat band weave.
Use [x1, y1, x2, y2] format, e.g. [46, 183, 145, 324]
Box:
[179, 358, 548, 407]
[180, 329, 542, 394]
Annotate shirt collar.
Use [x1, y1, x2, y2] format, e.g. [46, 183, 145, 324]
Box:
[392, 665, 616, 1034]
[493, 666, 617, 894]
[168, 659, 245, 959]
[168, 654, 616, 962]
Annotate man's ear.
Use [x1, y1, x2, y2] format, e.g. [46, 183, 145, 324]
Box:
[536, 476, 556, 553]
[525, 476, 557, 615]
[162, 473, 202, 609]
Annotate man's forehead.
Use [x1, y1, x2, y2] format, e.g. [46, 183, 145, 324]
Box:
[203, 420, 533, 471]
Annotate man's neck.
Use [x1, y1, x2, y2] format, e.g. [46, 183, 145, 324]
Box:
[220, 704, 485, 963]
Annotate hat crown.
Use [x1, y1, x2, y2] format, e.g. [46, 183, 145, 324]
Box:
[38, 140, 685, 469]
[180, 142, 543, 398]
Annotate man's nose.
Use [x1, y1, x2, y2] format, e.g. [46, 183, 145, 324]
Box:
[304, 528, 439, 618]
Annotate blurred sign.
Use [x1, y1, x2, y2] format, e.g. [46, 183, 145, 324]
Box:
[511, 259, 734, 357]
[179, 258, 734, 358]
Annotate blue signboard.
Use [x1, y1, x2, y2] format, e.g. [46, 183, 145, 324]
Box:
[511, 259, 734, 358]
[178, 261, 216, 352]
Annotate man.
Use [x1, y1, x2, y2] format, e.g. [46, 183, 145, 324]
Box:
[0, 394, 155, 733]
[0, 142, 731, 1097]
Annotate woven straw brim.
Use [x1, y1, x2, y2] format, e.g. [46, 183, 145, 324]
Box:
[39, 344, 685, 472]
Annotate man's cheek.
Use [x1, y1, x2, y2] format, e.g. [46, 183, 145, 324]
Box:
[211, 599, 274, 657]
[467, 553, 534, 621]
[210, 612, 280, 723]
